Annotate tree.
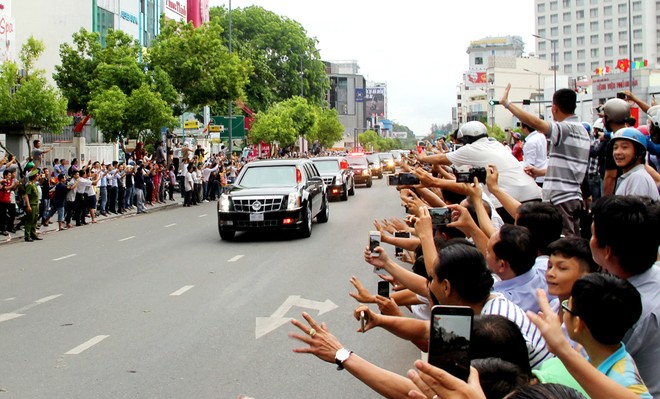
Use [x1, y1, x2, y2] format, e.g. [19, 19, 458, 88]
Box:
[358, 130, 379, 151]
[309, 108, 344, 148]
[0, 37, 70, 153]
[249, 96, 319, 147]
[210, 5, 329, 112]
[148, 17, 251, 116]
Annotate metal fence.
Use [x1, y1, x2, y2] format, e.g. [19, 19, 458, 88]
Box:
[41, 123, 100, 144]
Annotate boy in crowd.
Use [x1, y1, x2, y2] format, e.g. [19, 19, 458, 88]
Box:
[532, 273, 651, 399]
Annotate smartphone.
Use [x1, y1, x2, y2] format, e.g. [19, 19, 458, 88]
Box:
[360, 310, 367, 333]
[394, 231, 410, 258]
[369, 231, 381, 257]
[377, 281, 390, 298]
[616, 92, 626, 99]
[429, 207, 452, 227]
[398, 172, 420, 186]
[428, 305, 473, 382]
[387, 174, 399, 186]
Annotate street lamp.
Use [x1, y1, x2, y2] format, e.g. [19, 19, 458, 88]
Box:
[522, 68, 542, 115]
[533, 34, 557, 93]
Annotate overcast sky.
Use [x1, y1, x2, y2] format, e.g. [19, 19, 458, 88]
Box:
[209, 0, 535, 135]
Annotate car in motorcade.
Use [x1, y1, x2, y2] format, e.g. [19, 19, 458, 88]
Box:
[216, 158, 329, 240]
[390, 150, 403, 163]
[376, 152, 396, 173]
[310, 156, 355, 201]
[346, 153, 373, 188]
[365, 153, 383, 179]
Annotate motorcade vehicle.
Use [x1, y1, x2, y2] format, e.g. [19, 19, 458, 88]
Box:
[216, 159, 329, 240]
[376, 152, 396, 173]
[310, 156, 355, 201]
[346, 154, 373, 187]
[365, 154, 383, 179]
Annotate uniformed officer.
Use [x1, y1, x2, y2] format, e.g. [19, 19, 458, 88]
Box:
[24, 169, 42, 242]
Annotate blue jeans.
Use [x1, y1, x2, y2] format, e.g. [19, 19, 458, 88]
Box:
[99, 186, 107, 213]
[124, 186, 134, 208]
[41, 198, 50, 223]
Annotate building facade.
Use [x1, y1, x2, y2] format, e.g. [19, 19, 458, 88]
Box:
[325, 60, 367, 150]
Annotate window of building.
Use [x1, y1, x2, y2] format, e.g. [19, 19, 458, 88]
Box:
[96, 7, 114, 47]
[634, 43, 643, 53]
[576, 10, 585, 19]
[618, 3, 627, 12]
[618, 17, 627, 28]
[576, 36, 585, 45]
[576, 23, 585, 33]
[538, 16, 546, 25]
[563, 0, 571, 6]
[591, 61, 600, 71]
[577, 49, 586, 59]
[539, 42, 547, 51]
[604, 33, 613, 42]
[537, 2, 546, 12]
[591, 48, 599, 57]
[604, 60, 613, 68]
[577, 62, 586, 73]
[146, 0, 156, 47]
[551, 27, 558, 37]
[576, 0, 584, 5]
[619, 44, 628, 55]
[564, 38, 572, 47]
[633, 15, 642, 25]
[538, 28, 546, 37]
[550, 1, 558, 10]
[329, 77, 349, 115]
[564, 51, 573, 61]
[563, 25, 572, 34]
[604, 47, 613, 56]
[563, 12, 571, 21]
[619, 31, 628, 41]
[589, 8, 598, 17]
[551, 14, 558, 23]
[590, 34, 599, 44]
[475, 57, 483, 65]
[564, 64, 573, 73]
[603, 5, 612, 16]
[632, 0, 641, 11]
[604, 19, 612, 30]
[590, 21, 598, 31]
[633, 29, 642, 39]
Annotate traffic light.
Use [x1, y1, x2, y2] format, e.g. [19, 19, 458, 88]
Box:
[522, 99, 531, 105]
[489, 100, 499, 106]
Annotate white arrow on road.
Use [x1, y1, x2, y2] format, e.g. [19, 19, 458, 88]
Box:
[255, 295, 338, 339]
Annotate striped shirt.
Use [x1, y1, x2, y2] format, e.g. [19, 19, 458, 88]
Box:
[482, 293, 552, 369]
[543, 115, 590, 205]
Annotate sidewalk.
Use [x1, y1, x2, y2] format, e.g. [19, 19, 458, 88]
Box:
[1, 199, 183, 244]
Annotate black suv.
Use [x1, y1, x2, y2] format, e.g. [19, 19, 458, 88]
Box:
[311, 156, 355, 201]
[217, 159, 329, 240]
[347, 154, 373, 187]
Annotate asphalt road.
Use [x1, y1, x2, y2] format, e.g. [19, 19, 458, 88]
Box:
[0, 175, 420, 399]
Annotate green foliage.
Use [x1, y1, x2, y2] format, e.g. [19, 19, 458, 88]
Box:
[249, 96, 321, 146]
[148, 17, 251, 114]
[311, 108, 344, 148]
[0, 37, 70, 139]
[125, 83, 177, 138]
[88, 86, 128, 142]
[486, 123, 507, 143]
[358, 130, 379, 151]
[210, 5, 329, 111]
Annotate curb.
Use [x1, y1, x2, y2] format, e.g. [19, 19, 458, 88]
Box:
[1, 200, 184, 245]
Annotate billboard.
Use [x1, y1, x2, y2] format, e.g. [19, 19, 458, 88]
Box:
[466, 71, 487, 87]
[366, 87, 385, 118]
[164, 0, 187, 21]
[0, 0, 15, 62]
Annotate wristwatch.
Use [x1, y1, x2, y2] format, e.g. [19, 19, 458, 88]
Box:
[334, 348, 353, 371]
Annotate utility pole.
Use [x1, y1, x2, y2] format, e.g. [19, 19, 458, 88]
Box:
[228, 0, 233, 156]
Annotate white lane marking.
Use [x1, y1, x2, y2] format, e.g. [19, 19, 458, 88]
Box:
[198, 214, 207, 218]
[169, 285, 195, 296]
[0, 313, 24, 323]
[4, 298, 15, 301]
[228, 255, 244, 262]
[53, 254, 77, 262]
[119, 236, 135, 242]
[35, 294, 63, 304]
[165, 223, 177, 228]
[65, 335, 109, 355]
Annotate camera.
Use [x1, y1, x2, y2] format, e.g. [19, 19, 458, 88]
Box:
[616, 92, 627, 99]
[454, 167, 486, 183]
[388, 172, 420, 186]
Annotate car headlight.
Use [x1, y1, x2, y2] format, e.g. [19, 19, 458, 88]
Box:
[387, 160, 394, 166]
[363, 169, 370, 176]
[372, 164, 380, 169]
[219, 194, 231, 212]
[287, 192, 301, 210]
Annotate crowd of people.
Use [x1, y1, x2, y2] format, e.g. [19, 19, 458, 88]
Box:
[0, 140, 246, 240]
[288, 86, 659, 399]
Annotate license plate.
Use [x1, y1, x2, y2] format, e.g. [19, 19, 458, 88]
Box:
[250, 213, 264, 222]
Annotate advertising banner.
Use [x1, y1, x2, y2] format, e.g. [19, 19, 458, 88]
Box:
[119, 0, 139, 39]
[0, 0, 15, 62]
[164, 0, 187, 21]
[366, 87, 385, 118]
[466, 71, 487, 87]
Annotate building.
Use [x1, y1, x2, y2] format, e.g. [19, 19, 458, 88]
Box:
[534, 0, 658, 77]
[325, 60, 367, 150]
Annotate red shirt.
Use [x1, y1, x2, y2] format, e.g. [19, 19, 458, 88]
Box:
[512, 141, 524, 162]
[0, 179, 12, 203]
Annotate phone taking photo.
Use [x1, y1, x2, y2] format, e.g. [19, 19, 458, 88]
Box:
[394, 231, 410, 258]
[360, 310, 367, 333]
[428, 305, 473, 382]
[377, 281, 390, 298]
[369, 231, 381, 257]
[429, 207, 452, 227]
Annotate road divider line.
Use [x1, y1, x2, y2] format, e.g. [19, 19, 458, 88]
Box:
[119, 236, 135, 242]
[0, 313, 24, 323]
[165, 223, 177, 228]
[35, 294, 63, 304]
[198, 214, 208, 218]
[4, 298, 15, 301]
[170, 285, 195, 296]
[65, 335, 109, 355]
[228, 255, 244, 262]
[53, 254, 76, 262]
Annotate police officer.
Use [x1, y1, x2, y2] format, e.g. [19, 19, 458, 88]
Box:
[24, 169, 42, 242]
